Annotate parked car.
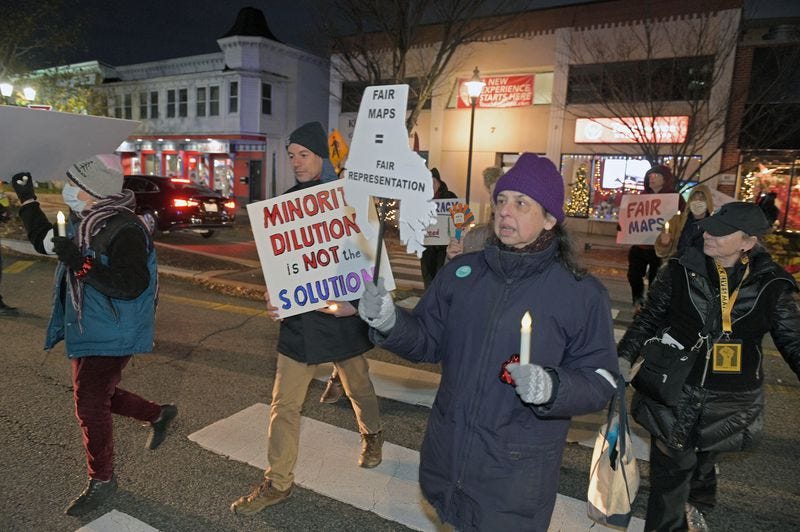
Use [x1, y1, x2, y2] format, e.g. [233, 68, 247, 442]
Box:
[123, 175, 236, 238]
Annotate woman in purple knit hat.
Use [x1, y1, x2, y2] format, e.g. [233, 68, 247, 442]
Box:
[358, 153, 620, 531]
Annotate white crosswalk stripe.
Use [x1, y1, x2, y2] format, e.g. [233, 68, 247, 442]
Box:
[189, 404, 644, 532]
[76, 510, 159, 532]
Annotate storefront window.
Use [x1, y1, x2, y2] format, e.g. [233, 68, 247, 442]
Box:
[739, 152, 800, 232]
[164, 154, 182, 177]
[213, 158, 234, 197]
[561, 154, 701, 220]
[143, 154, 157, 175]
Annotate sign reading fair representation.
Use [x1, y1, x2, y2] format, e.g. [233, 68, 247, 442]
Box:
[344, 84, 436, 257]
[247, 181, 395, 318]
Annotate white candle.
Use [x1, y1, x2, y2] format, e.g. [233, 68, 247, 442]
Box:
[664, 220, 670, 233]
[519, 311, 532, 365]
[56, 211, 66, 237]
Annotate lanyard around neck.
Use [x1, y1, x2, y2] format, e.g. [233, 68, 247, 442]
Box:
[714, 261, 749, 334]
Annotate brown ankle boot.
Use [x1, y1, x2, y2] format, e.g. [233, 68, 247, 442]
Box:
[359, 430, 383, 468]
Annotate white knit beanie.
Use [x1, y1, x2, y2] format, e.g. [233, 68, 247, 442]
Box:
[66, 154, 124, 198]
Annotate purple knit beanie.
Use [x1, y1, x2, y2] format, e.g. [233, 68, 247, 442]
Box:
[492, 153, 565, 222]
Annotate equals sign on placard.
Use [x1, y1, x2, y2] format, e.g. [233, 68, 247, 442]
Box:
[375, 134, 384, 144]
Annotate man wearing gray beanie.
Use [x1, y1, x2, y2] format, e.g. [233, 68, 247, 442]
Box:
[358, 152, 619, 531]
[231, 121, 383, 516]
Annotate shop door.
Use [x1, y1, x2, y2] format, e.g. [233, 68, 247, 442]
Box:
[249, 160, 263, 202]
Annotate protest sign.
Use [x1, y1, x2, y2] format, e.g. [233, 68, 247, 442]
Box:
[0, 106, 138, 181]
[344, 84, 436, 257]
[247, 180, 395, 318]
[616, 193, 680, 245]
[424, 198, 464, 245]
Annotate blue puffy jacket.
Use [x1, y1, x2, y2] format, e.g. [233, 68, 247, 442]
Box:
[375, 242, 618, 531]
[44, 214, 157, 357]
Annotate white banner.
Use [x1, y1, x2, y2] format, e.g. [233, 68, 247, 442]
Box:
[424, 198, 464, 245]
[616, 193, 680, 245]
[247, 181, 395, 318]
[0, 106, 138, 181]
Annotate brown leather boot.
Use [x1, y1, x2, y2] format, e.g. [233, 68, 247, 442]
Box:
[230, 479, 292, 516]
[319, 374, 344, 404]
[359, 430, 383, 468]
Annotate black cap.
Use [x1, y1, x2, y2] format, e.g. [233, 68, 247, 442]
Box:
[288, 122, 328, 159]
[697, 201, 770, 237]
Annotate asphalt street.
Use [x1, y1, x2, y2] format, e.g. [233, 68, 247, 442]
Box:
[1, 224, 799, 531]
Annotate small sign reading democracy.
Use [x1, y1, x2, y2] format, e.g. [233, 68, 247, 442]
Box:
[424, 198, 464, 245]
[247, 181, 395, 318]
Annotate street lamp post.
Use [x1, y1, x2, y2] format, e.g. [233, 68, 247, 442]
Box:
[464, 67, 485, 205]
[0, 82, 36, 106]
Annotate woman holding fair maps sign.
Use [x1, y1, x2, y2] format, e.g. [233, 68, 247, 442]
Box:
[359, 153, 619, 531]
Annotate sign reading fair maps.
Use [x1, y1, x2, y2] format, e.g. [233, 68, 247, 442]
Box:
[247, 181, 395, 318]
[616, 193, 680, 245]
[344, 84, 436, 257]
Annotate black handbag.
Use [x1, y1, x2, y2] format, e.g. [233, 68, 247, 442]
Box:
[631, 340, 698, 406]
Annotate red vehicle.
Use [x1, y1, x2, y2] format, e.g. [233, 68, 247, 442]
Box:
[123, 175, 236, 238]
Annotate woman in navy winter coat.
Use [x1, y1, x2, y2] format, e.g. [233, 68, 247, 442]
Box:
[359, 153, 619, 531]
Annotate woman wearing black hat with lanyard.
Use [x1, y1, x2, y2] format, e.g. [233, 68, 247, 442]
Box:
[618, 201, 800, 531]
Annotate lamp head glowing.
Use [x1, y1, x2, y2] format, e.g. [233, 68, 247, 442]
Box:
[465, 67, 485, 100]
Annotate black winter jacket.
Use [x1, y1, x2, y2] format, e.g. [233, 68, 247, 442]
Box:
[618, 245, 800, 451]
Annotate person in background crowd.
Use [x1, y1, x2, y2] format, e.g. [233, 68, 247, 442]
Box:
[757, 191, 779, 227]
[627, 165, 683, 312]
[358, 153, 619, 531]
[0, 186, 18, 316]
[230, 122, 383, 516]
[9, 156, 177, 516]
[618, 202, 800, 531]
[420, 168, 458, 288]
[446, 166, 503, 260]
[655, 185, 713, 259]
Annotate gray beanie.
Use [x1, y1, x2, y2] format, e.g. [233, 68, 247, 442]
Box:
[66, 154, 124, 198]
[288, 121, 329, 159]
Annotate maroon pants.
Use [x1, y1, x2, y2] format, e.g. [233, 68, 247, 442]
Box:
[71, 356, 161, 481]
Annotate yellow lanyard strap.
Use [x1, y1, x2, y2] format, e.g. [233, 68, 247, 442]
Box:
[714, 262, 750, 334]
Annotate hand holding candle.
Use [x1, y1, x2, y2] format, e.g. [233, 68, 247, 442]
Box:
[56, 211, 66, 237]
[519, 311, 532, 365]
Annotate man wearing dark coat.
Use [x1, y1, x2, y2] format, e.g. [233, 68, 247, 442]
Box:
[230, 122, 383, 516]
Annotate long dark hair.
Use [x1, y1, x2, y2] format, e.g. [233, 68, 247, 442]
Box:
[553, 223, 587, 280]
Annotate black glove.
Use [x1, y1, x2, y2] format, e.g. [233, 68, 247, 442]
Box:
[11, 172, 36, 203]
[52, 236, 84, 270]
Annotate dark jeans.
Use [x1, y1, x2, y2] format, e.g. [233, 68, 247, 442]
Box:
[420, 245, 448, 288]
[627, 245, 661, 304]
[71, 356, 161, 481]
[646, 439, 718, 531]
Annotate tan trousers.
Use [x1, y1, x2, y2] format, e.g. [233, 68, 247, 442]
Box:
[265, 353, 381, 490]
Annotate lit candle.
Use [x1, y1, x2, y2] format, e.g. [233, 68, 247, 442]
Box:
[664, 220, 670, 233]
[328, 303, 338, 312]
[519, 311, 532, 365]
[56, 211, 66, 237]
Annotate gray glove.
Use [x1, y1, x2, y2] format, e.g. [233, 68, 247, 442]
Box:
[507, 363, 554, 405]
[358, 277, 396, 333]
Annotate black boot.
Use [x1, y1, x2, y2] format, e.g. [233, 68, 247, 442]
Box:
[0, 297, 18, 316]
[65, 475, 118, 516]
[146, 404, 178, 450]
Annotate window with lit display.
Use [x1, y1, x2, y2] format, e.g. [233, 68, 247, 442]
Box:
[561, 154, 701, 220]
[739, 152, 800, 233]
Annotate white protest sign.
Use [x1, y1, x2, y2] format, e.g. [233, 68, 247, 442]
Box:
[424, 198, 464, 245]
[247, 180, 395, 319]
[344, 84, 437, 257]
[0, 106, 138, 181]
[616, 193, 680, 245]
[708, 188, 735, 210]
